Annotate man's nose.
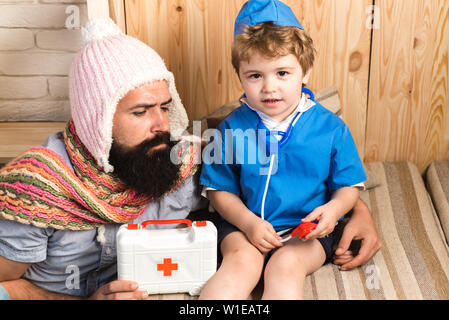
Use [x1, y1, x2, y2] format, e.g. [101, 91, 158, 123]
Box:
[150, 107, 170, 133]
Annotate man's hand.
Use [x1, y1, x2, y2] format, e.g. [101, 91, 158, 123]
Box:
[89, 280, 148, 300]
[333, 199, 381, 271]
[0, 256, 31, 282]
[1, 277, 148, 300]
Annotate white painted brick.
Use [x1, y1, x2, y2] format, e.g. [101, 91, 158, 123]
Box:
[0, 1, 35, 3]
[0, 4, 87, 28]
[0, 28, 34, 50]
[36, 29, 82, 51]
[0, 53, 76, 75]
[0, 76, 47, 99]
[41, 0, 87, 3]
[48, 76, 68, 98]
[0, 100, 70, 121]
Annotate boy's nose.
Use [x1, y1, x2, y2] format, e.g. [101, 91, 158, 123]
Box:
[262, 78, 277, 93]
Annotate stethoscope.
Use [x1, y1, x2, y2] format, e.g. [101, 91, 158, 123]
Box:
[250, 87, 315, 152]
[257, 111, 301, 150]
[247, 87, 316, 232]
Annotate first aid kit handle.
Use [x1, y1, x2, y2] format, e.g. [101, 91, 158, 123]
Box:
[141, 219, 192, 229]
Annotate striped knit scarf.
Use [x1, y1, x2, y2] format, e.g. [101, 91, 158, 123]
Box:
[0, 119, 199, 230]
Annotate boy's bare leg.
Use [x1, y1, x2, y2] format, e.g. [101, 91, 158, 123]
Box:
[199, 231, 265, 300]
[262, 238, 326, 300]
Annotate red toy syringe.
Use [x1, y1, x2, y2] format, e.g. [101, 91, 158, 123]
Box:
[279, 222, 318, 242]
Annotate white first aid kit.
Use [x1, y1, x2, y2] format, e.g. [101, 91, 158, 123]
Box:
[117, 219, 217, 296]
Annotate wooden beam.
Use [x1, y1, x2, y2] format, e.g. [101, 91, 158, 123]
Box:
[109, 0, 126, 33]
[0, 122, 67, 163]
[87, 0, 110, 20]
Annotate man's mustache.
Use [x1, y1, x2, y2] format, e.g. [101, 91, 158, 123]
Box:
[109, 130, 181, 198]
[137, 132, 173, 153]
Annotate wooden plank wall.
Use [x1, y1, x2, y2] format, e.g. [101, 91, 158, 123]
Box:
[115, 0, 449, 172]
[364, 0, 449, 172]
[124, 0, 246, 125]
[122, 0, 372, 155]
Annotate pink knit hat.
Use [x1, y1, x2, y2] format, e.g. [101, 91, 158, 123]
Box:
[69, 18, 189, 173]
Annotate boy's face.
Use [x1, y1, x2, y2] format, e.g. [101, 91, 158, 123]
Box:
[238, 53, 312, 122]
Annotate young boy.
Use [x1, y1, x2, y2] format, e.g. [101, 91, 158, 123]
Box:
[199, 0, 366, 299]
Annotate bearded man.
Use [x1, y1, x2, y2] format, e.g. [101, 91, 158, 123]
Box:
[0, 18, 206, 300]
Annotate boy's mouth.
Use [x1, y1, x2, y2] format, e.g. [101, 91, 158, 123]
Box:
[262, 98, 282, 105]
[262, 98, 282, 107]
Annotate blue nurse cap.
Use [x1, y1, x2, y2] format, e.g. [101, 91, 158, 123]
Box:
[234, 0, 304, 38]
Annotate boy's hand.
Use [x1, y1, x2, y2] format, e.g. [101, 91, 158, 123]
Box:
[301, 203, 339, 240]
[242, 216, 283, 254]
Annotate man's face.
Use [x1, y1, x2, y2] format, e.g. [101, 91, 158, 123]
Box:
[110, 81, 181, 198]
[112, 80, 172, 151]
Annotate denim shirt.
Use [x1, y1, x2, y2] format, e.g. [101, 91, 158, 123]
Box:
[0, 132, 207, 298]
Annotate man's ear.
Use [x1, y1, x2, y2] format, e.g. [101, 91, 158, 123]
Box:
[302, 67, 313, 85]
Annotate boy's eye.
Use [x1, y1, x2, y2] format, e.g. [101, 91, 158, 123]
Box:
[249, 73, 262, 79]
[278, 71, 289, 77]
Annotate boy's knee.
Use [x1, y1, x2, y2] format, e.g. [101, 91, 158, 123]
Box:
[223, 246, 264, 274]
[266, 249, 303, 277]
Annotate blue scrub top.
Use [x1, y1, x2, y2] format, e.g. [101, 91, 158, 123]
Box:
[200, 100, 366, 231]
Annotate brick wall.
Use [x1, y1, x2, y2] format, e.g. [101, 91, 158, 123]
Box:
[0, 0, 88, 121]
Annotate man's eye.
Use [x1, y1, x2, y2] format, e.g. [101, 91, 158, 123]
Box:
[133, 111, 146, 116]
[161, 106, 170, 112]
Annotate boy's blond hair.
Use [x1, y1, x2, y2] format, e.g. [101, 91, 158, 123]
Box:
[232, 22, 316, 75]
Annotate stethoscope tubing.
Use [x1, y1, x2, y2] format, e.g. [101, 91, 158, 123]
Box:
[254, 87, 316, 224]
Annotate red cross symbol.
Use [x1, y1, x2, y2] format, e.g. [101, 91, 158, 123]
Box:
[157, 258, 178, 276]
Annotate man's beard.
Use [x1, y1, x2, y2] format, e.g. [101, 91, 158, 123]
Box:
[109, 132, 181, 199]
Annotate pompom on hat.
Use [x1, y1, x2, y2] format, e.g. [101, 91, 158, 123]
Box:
[234, 0, 304, 38]
[69, 18, 189, 173]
